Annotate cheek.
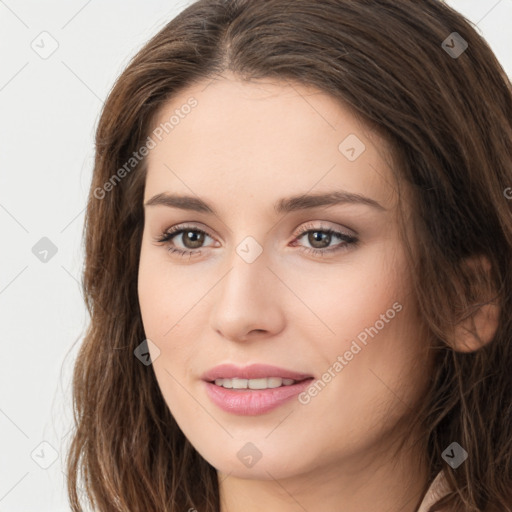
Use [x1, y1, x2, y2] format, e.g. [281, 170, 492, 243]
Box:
[138, 243, 202, 338]
[291, 244, 425, 412]
[287, 243, 405, 347]
[137, 257, 193, 410]
[137, 244, 208, 384]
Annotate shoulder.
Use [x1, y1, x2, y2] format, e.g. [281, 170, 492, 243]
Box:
[416, 471, 451, 512]
[418, 471, 512, 512]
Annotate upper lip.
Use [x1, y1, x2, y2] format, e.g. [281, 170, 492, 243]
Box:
[202, 364, 313, 382]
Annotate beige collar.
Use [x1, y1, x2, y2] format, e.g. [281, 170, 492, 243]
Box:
[416, 471, 450, 512]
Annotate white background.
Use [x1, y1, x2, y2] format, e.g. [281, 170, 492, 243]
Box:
[1, 1, 511, 510]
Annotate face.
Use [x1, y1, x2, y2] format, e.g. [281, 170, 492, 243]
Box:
[137, 73, 431, 483]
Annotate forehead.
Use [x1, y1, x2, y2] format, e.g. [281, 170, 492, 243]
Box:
[144, 73, 397, 213]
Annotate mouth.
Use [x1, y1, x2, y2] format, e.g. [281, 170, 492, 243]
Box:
[210, 376, 309, 390]
[201, 364, 315, 415]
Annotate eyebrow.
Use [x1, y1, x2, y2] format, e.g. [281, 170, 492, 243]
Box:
[143, 190, 386, 214]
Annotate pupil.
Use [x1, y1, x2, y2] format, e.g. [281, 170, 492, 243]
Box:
[184, 231, 204, 249]
[309, 231, 330, 248]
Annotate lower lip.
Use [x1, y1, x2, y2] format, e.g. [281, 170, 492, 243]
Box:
[203, 379, 314, 415]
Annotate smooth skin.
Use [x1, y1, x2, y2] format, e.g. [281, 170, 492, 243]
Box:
[137, 71, 434, 512]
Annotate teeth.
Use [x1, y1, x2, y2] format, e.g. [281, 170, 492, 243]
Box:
[214, 377, 297, 389]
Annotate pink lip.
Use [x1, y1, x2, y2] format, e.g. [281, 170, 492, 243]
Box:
[201, 364, 314, 416]
[203, 380, 314, 415]
[201, 363, 313, 382]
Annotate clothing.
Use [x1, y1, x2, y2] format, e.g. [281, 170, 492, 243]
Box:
[416, 471, 451, 512]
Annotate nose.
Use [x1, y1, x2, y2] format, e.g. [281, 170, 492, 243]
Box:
[209, 244, 286, 343]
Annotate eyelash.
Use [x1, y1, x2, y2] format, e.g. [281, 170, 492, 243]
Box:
[155, 222, 358, 259]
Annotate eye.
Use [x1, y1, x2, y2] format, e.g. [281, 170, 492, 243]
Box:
[291, 221, 358, 257]
[154, 224, 217, 259]
[154, 221, 358, 259]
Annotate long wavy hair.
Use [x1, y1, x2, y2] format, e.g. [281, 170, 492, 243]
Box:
[66, 0, 512, 510]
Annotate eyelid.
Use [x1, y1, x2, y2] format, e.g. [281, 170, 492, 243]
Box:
[293, 220, 357, 238]
[154, 223, 217, 245]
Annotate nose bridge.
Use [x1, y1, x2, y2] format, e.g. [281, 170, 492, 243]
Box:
[210, 233, 284, 340]
[222, 234, 271, 303]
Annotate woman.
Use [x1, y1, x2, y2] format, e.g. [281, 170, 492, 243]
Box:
[66, 0, 512, 510]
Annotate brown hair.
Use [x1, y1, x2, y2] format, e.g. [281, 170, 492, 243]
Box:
[66, 0, 512, 510]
